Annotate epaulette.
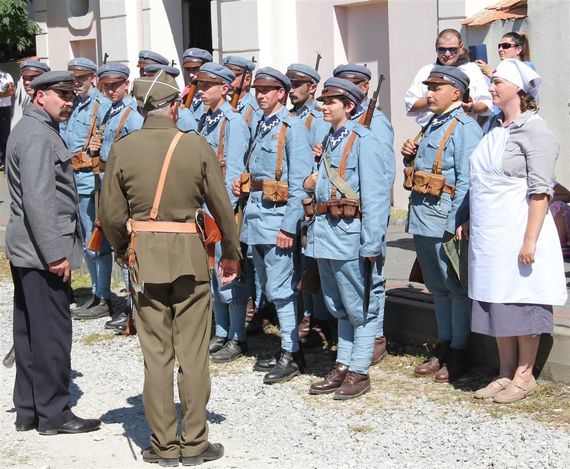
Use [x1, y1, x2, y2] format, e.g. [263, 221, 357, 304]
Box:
[282, 113, 298, 127]
[454, 108, 474, 125]
[352, 123, 371, 138]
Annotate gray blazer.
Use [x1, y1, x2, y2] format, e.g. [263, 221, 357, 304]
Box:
[5, 104, 82, 270]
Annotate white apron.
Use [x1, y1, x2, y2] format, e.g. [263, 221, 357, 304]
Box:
[468, 125, 567, 305]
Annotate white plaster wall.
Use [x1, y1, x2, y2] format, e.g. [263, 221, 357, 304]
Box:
[212, 0, 260, 60]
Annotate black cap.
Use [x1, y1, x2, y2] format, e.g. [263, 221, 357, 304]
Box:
[30, 71, 75, 92]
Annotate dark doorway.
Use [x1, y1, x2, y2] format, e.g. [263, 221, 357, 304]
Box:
[182, 0, 213, 52]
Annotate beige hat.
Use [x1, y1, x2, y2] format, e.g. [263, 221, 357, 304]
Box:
[132, 70, 180, 110]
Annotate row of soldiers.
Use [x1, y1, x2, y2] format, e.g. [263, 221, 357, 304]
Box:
[17, 47, 396, 399]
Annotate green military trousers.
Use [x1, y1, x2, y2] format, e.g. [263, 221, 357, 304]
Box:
[134, 276, 211, 458]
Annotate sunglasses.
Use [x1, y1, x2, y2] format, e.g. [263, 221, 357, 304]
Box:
[498, 42, 518, 50]
[437, 47, 459, 55]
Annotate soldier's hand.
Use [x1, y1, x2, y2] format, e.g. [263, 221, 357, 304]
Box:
[49, 258, 71, 283]
[218, 258, 239, 285]
[303, 173, 318, 192]
[455, 222, 469, 240]
[461, 99, 474, 113]
[401, 139, 418, 159]
[312, 143, 323, 159]
[276, 230, 294, 250]
[89, 135, 102, 154]
[232, 178, 241, 197]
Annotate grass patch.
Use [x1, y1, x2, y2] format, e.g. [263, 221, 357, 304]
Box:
[350, 424, 373, 433]
[81, 332, 117, 346]
[0, 252, 12, 281]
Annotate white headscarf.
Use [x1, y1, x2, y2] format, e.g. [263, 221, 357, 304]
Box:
[493, 58, 541, 98]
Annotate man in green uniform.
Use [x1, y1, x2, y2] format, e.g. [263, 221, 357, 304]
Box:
[99, 71, 241, 466]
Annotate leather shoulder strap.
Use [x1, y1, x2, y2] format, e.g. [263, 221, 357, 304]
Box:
[82, 100, 99, 152]
[114, 107, 132, 141]
[275, 123, 287, 181]
[149, 131, 185, 221]
[433, 118, 459, 174]
[245, 106, 254, 126]
[330, 131, 358, 198]
[305, 114, 314, 130]
[216, 118, 228, 178]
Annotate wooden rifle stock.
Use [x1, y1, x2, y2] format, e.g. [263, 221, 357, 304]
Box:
[230, 64, 249, 109]
[362, 74, 385, 129]
[183, 82, 197, 108]
[314, 52, 322, 72]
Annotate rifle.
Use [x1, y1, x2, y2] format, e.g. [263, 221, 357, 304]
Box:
[230, 63, 249, 109]
[97, 53, 109, 92]
[183, 81, 197, 109]
[314, 52, 322, 72]
[361, 73, 385, 129]
[86, 127, 105, 252]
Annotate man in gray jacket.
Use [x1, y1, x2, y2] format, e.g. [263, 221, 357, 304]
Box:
[5, 71, 100, 435]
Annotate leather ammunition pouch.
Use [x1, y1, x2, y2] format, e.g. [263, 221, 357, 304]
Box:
[403, 165, 414, 191]
[261, 179, 289, 203]
[302, 197, 316, 217]
[326, 198, 361, 219]
[71, 152, 106, 173]
[239, 172, 251, 195]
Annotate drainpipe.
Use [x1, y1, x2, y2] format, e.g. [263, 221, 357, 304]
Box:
[216, 0, 223, 62]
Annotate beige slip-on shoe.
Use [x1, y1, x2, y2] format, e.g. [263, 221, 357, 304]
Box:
[493, 376, 537, 404]
[474, 377, 512, 399]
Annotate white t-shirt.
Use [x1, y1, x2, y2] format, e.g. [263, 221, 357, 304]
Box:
[404, 62, 493, 127]
[0, 71, 14, 108]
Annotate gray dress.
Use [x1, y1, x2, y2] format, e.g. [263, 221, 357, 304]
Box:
[471, 110, 556, 337]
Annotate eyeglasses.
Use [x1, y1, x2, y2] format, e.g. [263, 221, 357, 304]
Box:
[498, 42, 518, 50]
[103, 81, 127, 91]
[437, 47, 459, 55]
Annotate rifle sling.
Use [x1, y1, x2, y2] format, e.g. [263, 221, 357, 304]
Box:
[82, 100, 100, 152]
[305, 114, 314, 131]
[114, 107, 132, 141]
[432, 118, 459, 174]
[216, 119, 228, 178]
[326, 131, 359, 200]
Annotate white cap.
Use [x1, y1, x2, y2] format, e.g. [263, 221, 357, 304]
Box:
[493, 59, 541, 99]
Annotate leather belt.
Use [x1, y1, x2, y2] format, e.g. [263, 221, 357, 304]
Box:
[127, 219, 198, 234]
[315, 203, 328, 214]
[251, 179, 264, 190]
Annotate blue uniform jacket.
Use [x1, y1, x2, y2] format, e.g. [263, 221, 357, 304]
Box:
[199, 101, 249, 208]
[189, 95, 206, 130]
[60, 88, 111, 195]
[241, 106, 312, 245]
[406, 106, 483, 237]
[177, 106, 197, 132]
[237, 92, 263, 141]
[293, 99, 331, 147]
[100, 96, 143, 162]
[305, 119, 389, 261]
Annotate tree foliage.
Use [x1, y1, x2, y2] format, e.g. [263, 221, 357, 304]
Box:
[0, 0, 40, 59]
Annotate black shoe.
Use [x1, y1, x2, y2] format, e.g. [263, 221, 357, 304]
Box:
[72, 298, 112, 320]
[253, 354, 278, 371]
[210, 340, 247, 363]
[38, 414, 101, 435]
[263, 350, 302, 384]
[181, 442, 224, 466]
[72, 295, 101, 311]
[105, 311, 128, 330]
[15, 421, 35, 432]
[208, 336, 226, 354]
[142, 447, 179, 467]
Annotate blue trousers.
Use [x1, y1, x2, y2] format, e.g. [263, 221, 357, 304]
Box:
[252, 244, 298, 352]
[78, 194, 112, 300]
[317, 257, 380, 374]
[244, 243, 266, 308]
[413, 235, 470, 349]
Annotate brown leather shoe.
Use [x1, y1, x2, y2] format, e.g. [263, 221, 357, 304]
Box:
[434, 347, 470, 383]
[309, 363, 348, 395]
[298, 316, 311, 340]
[414, 342, 450, 376]
[371, 337, 387, 366]
[333, 371, 371, 400]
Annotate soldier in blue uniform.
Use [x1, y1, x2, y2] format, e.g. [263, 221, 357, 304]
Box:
[223, 56, 263, 140]
[137, 49, 169, 77]
[304, 78, 390, 400]
[180, 48, 213, 129]
[80, 63, 144, 330]
[143, 63, 196, 133]
[61, 58, 112, 320]
[232, 68, 312, 384]
[333, 63, 396, 364]
[401, 66, 483, 382]
[194, 63, 250, 362]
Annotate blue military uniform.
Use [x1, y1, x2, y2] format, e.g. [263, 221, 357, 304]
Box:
[241, 68, 312, 382]
[305, 79, 389, 396]
[137, 50, 169, 77]
[407, 66, 483, 381]
[181, 48, 213, 129]
[195, 64, 250, 351]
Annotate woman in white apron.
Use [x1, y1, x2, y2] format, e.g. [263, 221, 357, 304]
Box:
[457, 60, 567, 403]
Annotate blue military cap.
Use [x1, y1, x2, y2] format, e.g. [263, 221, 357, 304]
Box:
[30, 71, 75, 92]
[20, 60, 51, 78]
[68, 57, 97, 76]
[333, 63, 372, 83]
[97, 63, 130, 83]
[253, 67, 291, 93]
[143, 63, 180, 78]
[423, 65, 470, 93]
[286, 64, 320, 84]
[137, 50, 169, 69]
[317, 77, 365, 105]
[223, 55, 256, 74]
[182, 48, 213, 67]
[195, 62, 235, 86]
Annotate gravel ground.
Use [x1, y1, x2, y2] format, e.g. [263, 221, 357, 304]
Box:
[0, 280, 569, 469]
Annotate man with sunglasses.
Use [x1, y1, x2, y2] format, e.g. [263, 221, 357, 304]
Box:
[61, 58, 112, 322]
[5, 71, 101, 435]
[74, 64, 143, 328]
[405, 28, 492, 127]
[180, 47, 213, 130]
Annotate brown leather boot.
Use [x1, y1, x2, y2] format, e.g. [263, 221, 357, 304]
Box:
[414, 342, 450, 376]
[370, 337, 387, 366]
[298, 316, 311, 340]
[333, 371, 371, 400]
[309, 363, 348, 395]
[434, 348, 470, 383]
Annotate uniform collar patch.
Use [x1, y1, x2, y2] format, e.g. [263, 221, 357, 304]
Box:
[109, 100, 126, 117]
[327, 126, 349, 149]
[259, 114, 279, 135]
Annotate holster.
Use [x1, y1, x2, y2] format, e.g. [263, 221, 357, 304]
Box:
[239, 172, 251, 196]
[262, 179, 289, 203]
[195, 208, 223, 270]
[302, 197, 316, 217]
[71, 151, 93, 171]
[326, 198, 360, 219]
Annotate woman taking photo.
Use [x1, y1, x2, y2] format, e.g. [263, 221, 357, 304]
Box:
[475, 32, 534, 78]
[458, 59, 567, 404]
